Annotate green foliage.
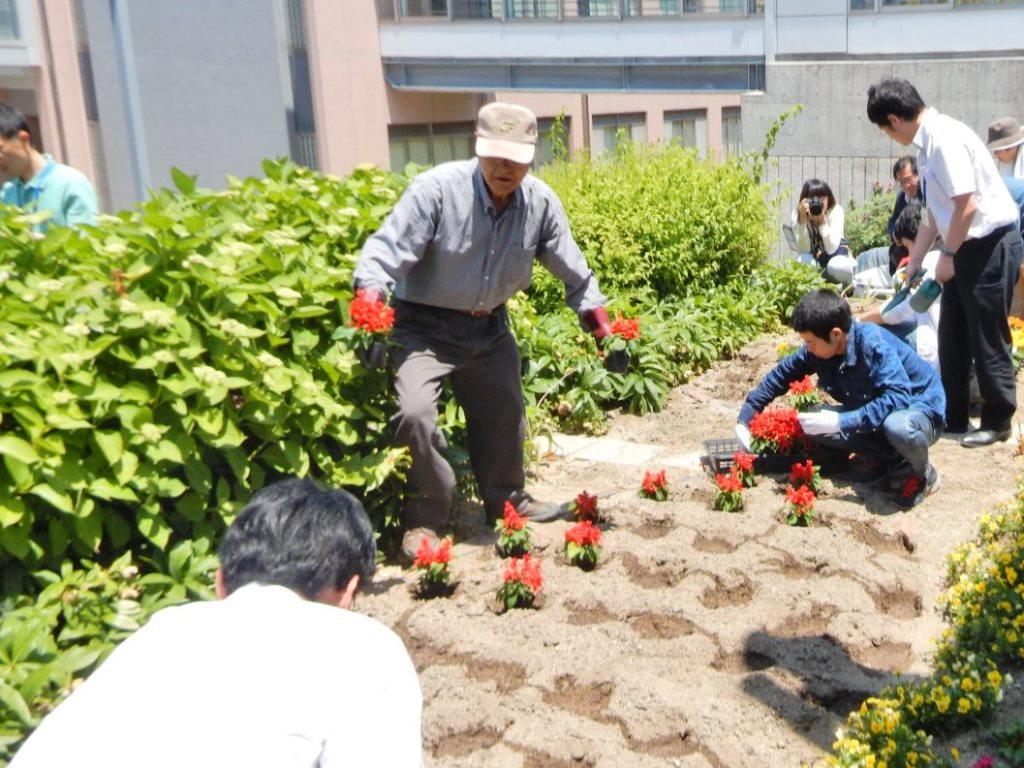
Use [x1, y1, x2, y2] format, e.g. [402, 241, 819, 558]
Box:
[992, 717, 1024, 766]
[531, 142, 774, 312]
[549, 110, 569, 163]
[845, 184, 894, 255]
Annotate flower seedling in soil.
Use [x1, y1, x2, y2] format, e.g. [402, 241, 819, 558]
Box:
[749, 406, 805, 455]
[785, 484, 816, 527]
[640, 469, 669, 501]
[412, 536, 454, 598]
[787, 375, 821, 412]
[789, 459, 822, 494]
[572, 491, 600, 522]
[495, 501, 532, 557]
[497, 555, 542, 610]
[732, 451, 757, 488]
[564, 520, 602, 570]
[713, 470, 744, 512]
[776, 340, 798, 360]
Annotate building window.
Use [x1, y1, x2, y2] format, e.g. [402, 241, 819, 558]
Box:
[388, 122, 475, 170]
[400, 0, 448, 17]
[506, 0, 560, 18]
[722, 107, 741, 156]
[571, 0, 621, 16]
[592, 113, 646, 156]
[664, 109, 707, 156]
[0, 0, 17, 39]
[452, 0, 498, 17]
[536, 117, 571, 166]
[849, 0, 875, 9]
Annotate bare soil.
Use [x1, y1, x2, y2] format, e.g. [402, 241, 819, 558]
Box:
[361, 332, 1023, 768]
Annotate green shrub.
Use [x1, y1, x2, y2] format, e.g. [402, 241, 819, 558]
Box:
[845, 185, 894, 256]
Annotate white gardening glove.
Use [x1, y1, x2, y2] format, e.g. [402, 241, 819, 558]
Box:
[797, 410, 841, 436]
[734, 423, 753, 452]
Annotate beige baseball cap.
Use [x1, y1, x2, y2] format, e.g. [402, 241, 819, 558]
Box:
[987, 116, 1024, 151]
[475, 102, 537, 165]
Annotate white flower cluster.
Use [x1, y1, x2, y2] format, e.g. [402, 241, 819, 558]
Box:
[142, 308, 174, 327]
[273, 286, 301, 302]
[256, 351, 283, 368]
[193, 365, 227, 386]
[139, 423, 164, 443]
[37, 279, 63, 293]
[62, 322, 91, 337]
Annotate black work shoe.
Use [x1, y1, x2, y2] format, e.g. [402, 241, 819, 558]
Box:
[894, 465, 940, 509]
[510, 492, 570, 522]
[849, 455, 905, 483]
[961, 426, 1012, 448]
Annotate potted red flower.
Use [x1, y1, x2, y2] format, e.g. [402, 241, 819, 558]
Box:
[571, 491, 600, 522]
[497, 554, 542, 610]
[340, 288, 395, 368]
[601, 315, 638, 374]
[495, 501, 532, 557]
[564, 520, 602, 570]
[749, 406, 805, 455]
[411, 536, 454, 598]
[789, 459, 822, 494]
[732, 451, 757, 488]
[787, 375, 821, 412]
[713, 469, 744, 512]
[640, 469, 669, 501]
[784, 484, 817, 527]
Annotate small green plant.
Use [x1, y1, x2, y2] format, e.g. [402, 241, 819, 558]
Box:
[993, 717, 1024, 767]
[845, 184, 894, 256]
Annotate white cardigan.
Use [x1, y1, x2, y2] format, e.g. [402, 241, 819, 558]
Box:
[792, 203, 845, 256]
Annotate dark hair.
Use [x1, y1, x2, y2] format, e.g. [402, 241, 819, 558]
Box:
[892, 201, 922, 243]
[866, 79, 926, 127]
[791, 289, 851, 341]
[0, 103, 30, 140]
[798, 178, 837, 212]
[218, 478, 376, 599]
[892, 155, 917, 179]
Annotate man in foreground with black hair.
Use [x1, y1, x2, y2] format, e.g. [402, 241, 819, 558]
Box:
[12, 478, 423, 768]
[735, 289, 946, 509]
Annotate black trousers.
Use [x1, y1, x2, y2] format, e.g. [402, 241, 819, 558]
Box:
[939, 224, 1024, 432]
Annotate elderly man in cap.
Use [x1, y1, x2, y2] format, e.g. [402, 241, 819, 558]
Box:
[354, 102, 619, 559]
[989, 116, 1024, 180]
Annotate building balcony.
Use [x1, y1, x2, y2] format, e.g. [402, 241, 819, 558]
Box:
[378, 0, 764, 21]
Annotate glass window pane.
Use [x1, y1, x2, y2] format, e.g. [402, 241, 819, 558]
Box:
[0, 0, 19, 39]
[506, 0, 559, 18]
[401, 0, 448, 17]
[722, 107, 741, 156]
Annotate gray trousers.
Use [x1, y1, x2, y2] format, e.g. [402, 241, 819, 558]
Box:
[390, 300, 526, 530]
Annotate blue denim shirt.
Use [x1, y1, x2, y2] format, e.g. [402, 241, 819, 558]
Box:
[738, 322, 946, 435]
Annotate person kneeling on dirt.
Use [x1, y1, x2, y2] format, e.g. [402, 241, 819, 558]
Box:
[734, 289, 946, 509]
[11, 479, 423, 768]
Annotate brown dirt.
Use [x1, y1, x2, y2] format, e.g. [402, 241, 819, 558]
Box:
[361, 331, 1024, 768]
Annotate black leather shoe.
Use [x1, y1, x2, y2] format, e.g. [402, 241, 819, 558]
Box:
[510, 492, 570, 522]
[961, 427, 1012, 448]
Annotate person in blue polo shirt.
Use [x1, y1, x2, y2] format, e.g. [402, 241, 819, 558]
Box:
[0, 103, 97, 231]
[735, 289, 946, 509]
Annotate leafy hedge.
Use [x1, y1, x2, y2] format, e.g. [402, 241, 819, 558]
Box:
[845, 184, 894, 256]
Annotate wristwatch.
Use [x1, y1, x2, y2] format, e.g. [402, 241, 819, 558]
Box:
[939, 245, 957, 258]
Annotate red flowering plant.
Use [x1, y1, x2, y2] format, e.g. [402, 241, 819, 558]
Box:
[788, 459, 822, 494]
[610, 315, 640, 340]
[640, 469, 669, 501]
[412, 536, 453, 596]
[571, 491, 600, 523]
[732, 451, 757, 488]
[784, 484, 817, 527]
[749, 406, 805, 455]
[497, 555, 542, 609]
[713, 469, 745, 513]
[564, 520, 602, 570]
[494, 501, 533, 557]
[335, 289, 396, 369]
[787, 375, 822, 412]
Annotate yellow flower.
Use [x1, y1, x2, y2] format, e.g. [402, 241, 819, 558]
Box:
[988, 670, 1003, 687]
[1007, 567, 1018, 585]
[951, 747, 960, 760]
[957, 697, 971, 714]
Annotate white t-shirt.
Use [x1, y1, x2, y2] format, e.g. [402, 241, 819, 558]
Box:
[913, 107, 1019, 241]
[11, 583, 423, 768]
[880, 250, 941, 371]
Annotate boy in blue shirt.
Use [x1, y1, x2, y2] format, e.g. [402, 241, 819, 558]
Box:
[735, 289, 946, 509]
[0, 103, 97, 231]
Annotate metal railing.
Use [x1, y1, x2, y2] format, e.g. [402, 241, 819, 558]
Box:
[379, 0, 762, 19]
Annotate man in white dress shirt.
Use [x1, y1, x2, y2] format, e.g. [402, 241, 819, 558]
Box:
[11, 478, 424, 768]
[867, 78, 1023, 447]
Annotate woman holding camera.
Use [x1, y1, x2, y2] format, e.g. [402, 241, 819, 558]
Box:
[791, 179, 856, 286]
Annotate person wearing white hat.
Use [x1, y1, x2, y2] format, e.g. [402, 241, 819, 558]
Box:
[988, 116, 1024, 180]
[354, 102, 620, 561]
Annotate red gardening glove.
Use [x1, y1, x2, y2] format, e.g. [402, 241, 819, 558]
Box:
[585, 306, 613, 340]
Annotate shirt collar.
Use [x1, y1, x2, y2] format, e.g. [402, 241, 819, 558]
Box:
[843, 322, 860, 368]
[20, 154, 56, 190]
[472, 159, 523, 215]
[911, 107, 938, 153]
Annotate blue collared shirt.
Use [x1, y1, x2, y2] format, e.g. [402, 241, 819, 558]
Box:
[1, 154, 98, 231]
[354, 158, 605, 315]
[738, 322, 946, 435]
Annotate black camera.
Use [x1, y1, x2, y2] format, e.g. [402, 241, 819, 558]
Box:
[808, 197, 825, 217]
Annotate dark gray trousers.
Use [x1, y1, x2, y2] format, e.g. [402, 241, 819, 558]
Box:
[390, 300, 526, 530]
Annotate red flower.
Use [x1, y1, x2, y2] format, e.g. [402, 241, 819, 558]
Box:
[732, 451, 756, 473]
[788, 375, 816, 395]
[610, 315, 640, 340]
[715, 470, 744, 493]
[749, 406, 804, 454]
[789, 460, 815, 484]
[641, 469, 667, 495]
[574, 491, 599, 521]
[785, 484, 816, 511]
[499, 501, 527, 534]
[503, 555, 542, 593]
[348, 289, 395, 334]
[971, 757, 994, 768]
[564, 520, 602, 548]
[413, 536, 452, 568]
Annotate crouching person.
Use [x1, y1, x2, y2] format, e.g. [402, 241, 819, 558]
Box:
[735, 289, 946, 509]
[12, 478, 424, 768]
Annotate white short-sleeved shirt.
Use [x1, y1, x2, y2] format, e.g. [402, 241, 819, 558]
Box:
[11, 584, 424, 768]
[880, 250, 941, 371]
[913, 107, 1019, 241]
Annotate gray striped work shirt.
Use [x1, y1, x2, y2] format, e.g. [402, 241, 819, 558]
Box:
[354, 159, 606, 316]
